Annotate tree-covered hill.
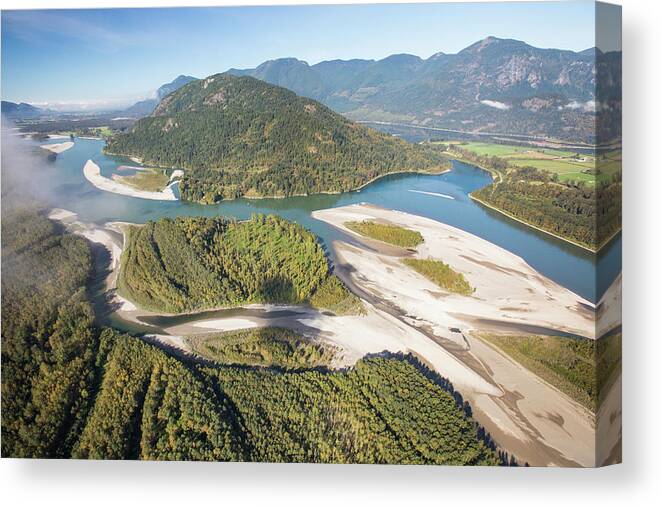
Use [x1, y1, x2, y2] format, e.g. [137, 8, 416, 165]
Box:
[105, 74, 449, 203]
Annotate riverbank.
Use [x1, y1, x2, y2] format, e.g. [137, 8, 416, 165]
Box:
[314, 203, 595, 339]
[83, 159, 178, 201]
[470, 192, 619, 254]
[313, 203, 598, 466]
[46, 207, 501, 396]
[41, 141, 74, 154]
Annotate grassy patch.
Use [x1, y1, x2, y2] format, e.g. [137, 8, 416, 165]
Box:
[345, 220, 423, 248]
[402, 258, 473, 296]
[187, 327, 336, 369]
[478, 333, 621, 411]
[455, 142, 618, 186]
[309, 276, 365, 315]
[115, 169, 170, 192]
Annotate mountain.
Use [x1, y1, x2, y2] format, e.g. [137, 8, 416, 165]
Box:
[1, 101, 51, 119]
[105, 74, 448, 203]
[122, 75, 198, 118]
[229, 37, 622, 143]
[122, 98, 160, 117]
[156, 74, 197, 100]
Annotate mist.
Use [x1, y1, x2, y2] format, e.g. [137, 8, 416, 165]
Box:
[1, 118, 61, 214]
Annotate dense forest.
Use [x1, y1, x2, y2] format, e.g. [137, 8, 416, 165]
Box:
[2, 210, 504, 464]
[117, 214, 361, 314]
[454, 146, 622, 251]
[105, 74, 449, 203]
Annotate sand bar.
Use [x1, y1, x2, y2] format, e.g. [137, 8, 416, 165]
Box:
[41, 141, 74, 153]
[83, 159, 178, 201]
[312, 203, 597, 466]
[313, 203, 595, 340]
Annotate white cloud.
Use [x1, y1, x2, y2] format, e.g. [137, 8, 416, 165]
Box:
[560, 100, 600, 112]
[29, 98, 137, 112]
[480, 99, 511, 110]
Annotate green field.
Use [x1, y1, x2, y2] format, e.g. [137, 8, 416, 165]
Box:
[454, 142, 621, 185]
[345, 220, 424, 248]
[115, 169, 170, 192]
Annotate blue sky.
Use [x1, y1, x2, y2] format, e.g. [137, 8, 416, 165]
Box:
[1, 2, 609, 109]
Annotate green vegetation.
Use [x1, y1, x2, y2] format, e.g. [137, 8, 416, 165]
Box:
[106, 74, 449, 203]
[596, 333, 622, 403]
[1, 210, 98, 458]
[187, 328, 336, 369]
[345, 220, 424, 248]
[402, 258, 473, 296]
[309, 275, 365, 315]
[117, 214, 359, 314]
[115, 169, 170, 192]
[478, 333, 622, 411]
[472, 165, 621, 251]
[2, 211, 502, 464]
[448, 142, 622, 186]
[72, 332, 501, 464]
[446, 144, 621, 251]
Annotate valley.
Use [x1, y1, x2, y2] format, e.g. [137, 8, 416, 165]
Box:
[1, 14, 621, 468]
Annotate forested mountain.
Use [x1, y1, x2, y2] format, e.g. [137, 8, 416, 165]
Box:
[1, 101, 52, 119]
[122, 75, 198, 118]
[2, 209, 502, 465]
[229, 37, 622, 143]
[106, 74, 449, 203]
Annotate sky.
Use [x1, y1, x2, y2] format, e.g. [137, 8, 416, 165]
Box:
[0, 1, 616, 110]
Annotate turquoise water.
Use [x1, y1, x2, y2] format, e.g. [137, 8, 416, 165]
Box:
[38, 137, 620, 303]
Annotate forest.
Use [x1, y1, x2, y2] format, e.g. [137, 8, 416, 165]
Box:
[2, 209, 505, 464]
[453, 145, 622, 251]
[105, 74, 449, 203]
[117, 214, 361, 314]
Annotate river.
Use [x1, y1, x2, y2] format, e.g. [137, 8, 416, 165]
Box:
[36, 136, 620, 302]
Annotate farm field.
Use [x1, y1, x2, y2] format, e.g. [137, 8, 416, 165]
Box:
[454, 142, 621, 185]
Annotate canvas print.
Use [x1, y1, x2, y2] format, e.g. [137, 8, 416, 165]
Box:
[0, 1, 621, 467]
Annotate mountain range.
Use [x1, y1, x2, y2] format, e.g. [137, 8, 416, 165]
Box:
[1, 101, 53, 119]
[122, 75, 197, 117]
[228, 37, 621, 143]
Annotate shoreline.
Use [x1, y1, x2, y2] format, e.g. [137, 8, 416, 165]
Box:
[48, 204, 603, 466]
[104, 146, 451, 203]
[40, 141, 74, 154]
[445, 152, 620, 253]
[469, 193, 620, 254]
[312, 203, 599, 466]
[83, 159, 178, 201]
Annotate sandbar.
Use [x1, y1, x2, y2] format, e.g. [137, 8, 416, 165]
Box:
[41, 141, 74, 153]
[83, 159, 178, 201]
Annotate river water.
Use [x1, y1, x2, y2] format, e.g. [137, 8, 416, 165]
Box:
[36, 137, 620, 303]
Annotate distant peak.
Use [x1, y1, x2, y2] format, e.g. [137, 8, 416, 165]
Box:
[460, 36, 529, 54]
[428, 51, 447, 60]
